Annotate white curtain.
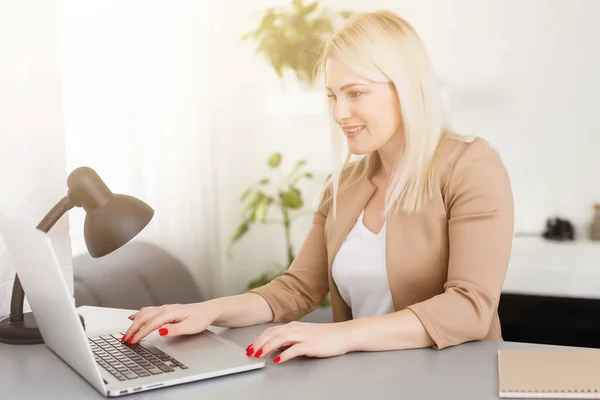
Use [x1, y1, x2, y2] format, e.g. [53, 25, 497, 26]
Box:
[59, 1, 222, 299]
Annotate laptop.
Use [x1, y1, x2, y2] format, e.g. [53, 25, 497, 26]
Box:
[0, 213, 266, 396]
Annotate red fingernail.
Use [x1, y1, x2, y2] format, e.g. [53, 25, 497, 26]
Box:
[121, 335, 126, 343]
[128, 315, 134, 320]
[274, 356, 281, 363]
[247, 348, 254, 356]
[159, 328, 168, 336]
[255, 349, 263, 357]
[128, 337, 133, 345]
[246, 344, 253, 352]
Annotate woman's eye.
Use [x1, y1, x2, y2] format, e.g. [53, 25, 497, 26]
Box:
[327, 93, 336, 99]
[349, 91, 363, 99]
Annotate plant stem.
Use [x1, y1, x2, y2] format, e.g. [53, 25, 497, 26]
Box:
[280, 205, 294, 267]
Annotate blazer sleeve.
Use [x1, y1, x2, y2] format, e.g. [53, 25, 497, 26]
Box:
[407, 139, 514, 350]
[247, 184, 332, 323]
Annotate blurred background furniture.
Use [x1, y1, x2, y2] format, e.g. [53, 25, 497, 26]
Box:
[73, 241, 203, 310]
[500, 236, 600, 348]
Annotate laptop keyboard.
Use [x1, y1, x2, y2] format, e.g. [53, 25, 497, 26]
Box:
[89, 333, 188, 381]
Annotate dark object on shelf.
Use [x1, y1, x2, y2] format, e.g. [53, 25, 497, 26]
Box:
[589, 203, 600, 241]
[542, 217, 575, 241]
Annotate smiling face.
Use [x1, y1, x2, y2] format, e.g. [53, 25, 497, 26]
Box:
[325, 58, 404, 156]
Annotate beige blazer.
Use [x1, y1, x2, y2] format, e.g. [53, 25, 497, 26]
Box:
[249, 137, 514, 350]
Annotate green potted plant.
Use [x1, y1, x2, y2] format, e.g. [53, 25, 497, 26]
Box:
[229, 152, 330, 307]
[242, 0, 351, 88]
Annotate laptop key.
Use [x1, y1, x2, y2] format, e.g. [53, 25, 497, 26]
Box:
[138, 342, 167, 356]
[122, 372, 139, 380]
[146, 367, 163, 375]
[156, 364, 174, 373]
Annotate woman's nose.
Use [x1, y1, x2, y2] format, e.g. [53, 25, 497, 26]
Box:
[333, 101, 352, 124]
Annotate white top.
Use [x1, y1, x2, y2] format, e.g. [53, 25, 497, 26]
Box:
[331, 210, 395, 319]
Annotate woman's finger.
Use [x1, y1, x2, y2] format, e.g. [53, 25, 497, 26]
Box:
[128, 306, 186, 344]
[122, 307, 158, 343]
[256, 332, 300, 358]
[274, 343, 308, 364]
[248, 325, 285, 357]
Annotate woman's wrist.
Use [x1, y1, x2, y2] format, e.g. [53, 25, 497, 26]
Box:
[339, 319, 363, 353]
[198, 299, 224, 325]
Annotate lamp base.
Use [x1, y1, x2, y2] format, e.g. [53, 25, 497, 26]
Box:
[0, 312, 85, 345]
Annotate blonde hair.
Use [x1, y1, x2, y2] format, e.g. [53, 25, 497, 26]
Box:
[316, 10, 465, 217]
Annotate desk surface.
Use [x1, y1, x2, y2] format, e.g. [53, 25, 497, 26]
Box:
[0, 306, 580, 400]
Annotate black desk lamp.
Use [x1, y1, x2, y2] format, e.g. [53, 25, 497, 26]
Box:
[0, 167, 154, 344]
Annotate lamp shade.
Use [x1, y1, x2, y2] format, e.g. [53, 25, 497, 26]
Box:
[67, 167, 154, 258]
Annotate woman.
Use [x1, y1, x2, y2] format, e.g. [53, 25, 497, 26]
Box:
[123, 10, 514, 364]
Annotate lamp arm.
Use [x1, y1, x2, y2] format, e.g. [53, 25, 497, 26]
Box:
[9, 196, 74, 322]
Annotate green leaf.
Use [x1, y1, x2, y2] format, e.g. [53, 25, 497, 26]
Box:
[258, 178, 270, 185]
[244, 190, 265, 212]
[319, 295, 331, 308]
[301, 2, 319, 16]
[251, 197, 273, 223]
[291, 171, 313, 185]
[267, 152, 282, 168]
[279, 188, 303, 209]
[231, 221, 249, 243]
[240, 187, 253, 201]
[289, 159, 307, 176]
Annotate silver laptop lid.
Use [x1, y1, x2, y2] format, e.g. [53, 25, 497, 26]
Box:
[0, 213, 107, 396]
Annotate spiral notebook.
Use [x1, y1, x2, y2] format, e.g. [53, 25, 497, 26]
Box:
[498, 349, 600, 399]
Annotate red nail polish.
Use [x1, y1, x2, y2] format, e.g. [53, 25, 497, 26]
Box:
[274, 356, 281, 363]
[247, 348, 254, 356]
[121, 335, 126, 343]
[246, 344, 253, 352]
[159, 328, 168, 336]
[128, 337, 133, 345]
[255, 349, 263, 357]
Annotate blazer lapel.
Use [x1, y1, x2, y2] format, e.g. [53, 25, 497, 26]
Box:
[326, 178, 376, 267]
[326, 154, 380, 321]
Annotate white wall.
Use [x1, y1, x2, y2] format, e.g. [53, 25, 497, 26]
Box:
[216, 0, 600, 296]
[0, 0, 72, 317]
[4, 0, 596, 302]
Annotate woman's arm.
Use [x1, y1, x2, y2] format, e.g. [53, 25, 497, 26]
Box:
[209, 293, 274, 327]
[245, 309, 434, 362]
[405, 139, 514, 350]
[344, 309, 434, 351]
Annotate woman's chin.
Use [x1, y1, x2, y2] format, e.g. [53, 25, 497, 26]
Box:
[348, 142, 373, 156]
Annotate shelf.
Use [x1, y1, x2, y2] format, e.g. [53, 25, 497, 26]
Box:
[503, 236, 600, 299]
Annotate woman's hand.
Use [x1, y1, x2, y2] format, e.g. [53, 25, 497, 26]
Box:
[122, 303, 218, 345]
[246, 321, 354, 364]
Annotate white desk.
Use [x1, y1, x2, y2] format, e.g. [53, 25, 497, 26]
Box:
[503, 237, 600, 299]
[0, 305, 587, 399]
